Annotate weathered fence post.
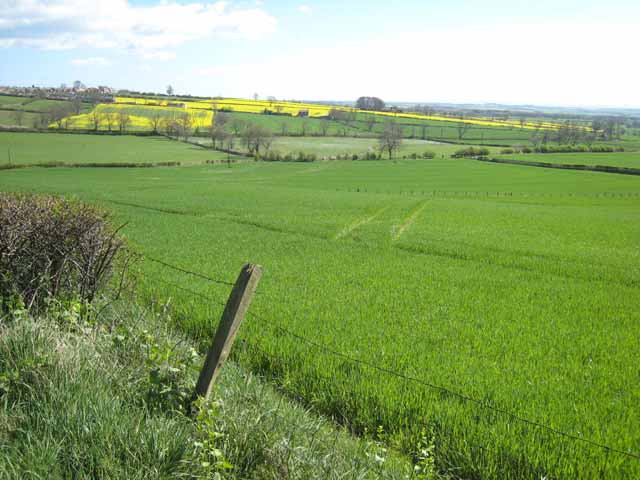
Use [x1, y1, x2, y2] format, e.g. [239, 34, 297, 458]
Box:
[193, 263, 262, 404]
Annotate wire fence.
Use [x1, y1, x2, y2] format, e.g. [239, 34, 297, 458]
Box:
[336, 188, 640, 199]
[135, 252, 640, 467]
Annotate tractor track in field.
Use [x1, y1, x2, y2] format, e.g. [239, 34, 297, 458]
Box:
[391, 201, 428, 241]
[334, 206, 389, 240]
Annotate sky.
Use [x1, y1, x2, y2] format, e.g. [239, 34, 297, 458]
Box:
[1, 0, 639, 107]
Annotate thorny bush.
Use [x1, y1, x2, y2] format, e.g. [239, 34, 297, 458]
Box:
[0, 193, 126, 314]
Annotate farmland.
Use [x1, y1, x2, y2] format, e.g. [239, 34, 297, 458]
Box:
[497, 151, 640, 169]
[189, 135, 490, 158]
[0, 132, 638, 479]
[0, 132, 234, 166]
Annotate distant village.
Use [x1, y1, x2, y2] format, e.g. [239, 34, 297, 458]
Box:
[0, 81, 115, 103]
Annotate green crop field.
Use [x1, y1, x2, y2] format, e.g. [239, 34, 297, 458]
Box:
[222, 110, 536, 145]
[0, 132, 235, 166]
[0, 110, 41, 128]
[498, 151, 640, 169]
[190, 135, 493, 158]
[224, 111, 364, 137]
[0, 132, 638, 479]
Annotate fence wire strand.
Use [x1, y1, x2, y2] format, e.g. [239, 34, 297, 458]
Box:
[244, 309, 640, 462]
[139, 272, 639, 463]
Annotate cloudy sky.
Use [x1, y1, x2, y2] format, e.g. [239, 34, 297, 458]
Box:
[1, 0, 639, 107]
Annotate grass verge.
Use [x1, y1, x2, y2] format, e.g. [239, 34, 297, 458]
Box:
[0, 298, 418, 479]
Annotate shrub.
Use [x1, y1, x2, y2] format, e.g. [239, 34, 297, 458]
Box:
[451, 147, 490, 158]
[500, 148, 514, 155]
[422, 151, 436, 159]
[0, 193, 126, 313]
[532, 145, 623, 154]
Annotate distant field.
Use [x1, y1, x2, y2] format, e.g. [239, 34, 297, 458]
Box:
[0, 95, 92, 128]
[0, 95, 27, 108]
[0, 110, 40, 128]
[0, 132, 234, 165]
[224, 111, 364, 137]
[0, 132, 638, 478]
[499, 151, 640, 169]
[191, 135, 498, 158]
[222, 110, 536, 144]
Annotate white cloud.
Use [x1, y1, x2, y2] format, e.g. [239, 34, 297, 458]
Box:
[297, 4, 312, 14]
[0, 0, 277, 59]
[71, 56, 111, 67]
[195, 20, 640, 107]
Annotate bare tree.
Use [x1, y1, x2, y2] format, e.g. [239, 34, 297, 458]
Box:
[104, 113, 116, 132]
[12, 109, 25, 127]
[379, 121, 403, 160]
[176, 113, 193, 140]
[365, 116, 377, 132]
[328, 109, 348, 122]
[161, 116, 178, 138]
[456, 121, 472, 140]
[231, 118, 245, 135]
[346, 110, 357, 127]
[210, 125, 227, 149]
[224, 131, 235, 151]
[320, 119, 330, 136]
[88, 109, 103, 131]
[51, 105, 72, 129]
[214, 111, 230, 128]
[242, 123, 273, 156]
[118, 111, 131, 133]
[148, 112, 163, 133]
[72, 98, 82, 115]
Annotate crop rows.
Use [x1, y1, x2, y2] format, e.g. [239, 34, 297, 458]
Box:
[1, 141, 638, 479]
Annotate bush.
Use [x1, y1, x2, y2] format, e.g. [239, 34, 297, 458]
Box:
[0, 193, 125, 313]
[422, 151, 436, 159]
[451, 147, 490, 158]
[532, 145, 623, 154]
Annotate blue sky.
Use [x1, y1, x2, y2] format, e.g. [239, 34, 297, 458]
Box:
[1, 0, 639, 107]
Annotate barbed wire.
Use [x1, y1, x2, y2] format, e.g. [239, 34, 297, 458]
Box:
[137, 274, 639, 463]
[244, 309, 640, 462]
[141, 253, 237, 287]
[147, 275, 228, 308]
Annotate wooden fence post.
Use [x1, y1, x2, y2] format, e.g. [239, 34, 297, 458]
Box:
[193, 263, 262, 404]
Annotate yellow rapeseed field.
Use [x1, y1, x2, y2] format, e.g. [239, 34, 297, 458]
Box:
[114, 96, 564, 131]
[54, 103, 213, 131]
[55, 96, 567, 132]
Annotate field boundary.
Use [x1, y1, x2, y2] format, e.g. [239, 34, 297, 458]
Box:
[0, 161, 182, 170]
[480, 156, 640, 176]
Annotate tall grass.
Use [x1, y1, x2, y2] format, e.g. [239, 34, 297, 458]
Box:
[0, 299, 415, 479]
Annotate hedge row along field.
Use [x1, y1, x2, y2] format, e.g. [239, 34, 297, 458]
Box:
[1, 132, 638, 479]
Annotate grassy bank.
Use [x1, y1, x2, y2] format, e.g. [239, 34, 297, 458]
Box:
[0, 299, 415, 479]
